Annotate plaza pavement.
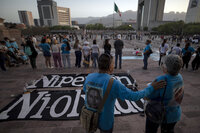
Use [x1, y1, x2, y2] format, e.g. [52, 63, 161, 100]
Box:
[0, 40, 200, 133]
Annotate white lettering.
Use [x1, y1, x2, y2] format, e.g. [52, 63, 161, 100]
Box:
[55, 76, 73, 87]
[72, 76, 85, 87]
[43, 75, 57, 87]
[115, 99, 138, 113]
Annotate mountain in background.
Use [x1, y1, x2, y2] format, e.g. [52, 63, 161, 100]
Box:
[72, 10, 186, 26]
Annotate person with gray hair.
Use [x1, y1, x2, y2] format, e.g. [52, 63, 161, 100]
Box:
[145, 54, 184, 133]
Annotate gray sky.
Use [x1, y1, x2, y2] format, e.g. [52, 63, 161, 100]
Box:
[0, 0, 190, 23]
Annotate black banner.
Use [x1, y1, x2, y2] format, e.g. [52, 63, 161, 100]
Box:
[0, 90, 144, 121]
[27, 73, 136, 89]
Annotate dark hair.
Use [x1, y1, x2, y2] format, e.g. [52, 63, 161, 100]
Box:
[105, 39, 109, 45]
[176, 43, 180, 47]
[93, 40, 96, 44]
[185, 42, 190, 50]
[26, 40, 33, 47]
[0, 41, 6, 44]
[162, 39, 167, 47]
[146, 40, 151, 44]
[4, 37, 9, 41]
[41, 38, 46, 43]
[98, 54, 113, 71]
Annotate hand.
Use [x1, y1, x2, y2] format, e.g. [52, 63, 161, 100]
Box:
[151, 80, 166, 90]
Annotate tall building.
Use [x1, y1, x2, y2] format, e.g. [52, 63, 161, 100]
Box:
[185, 0, 200, 23]
[18, 11, 34, 26]
[37, 0, 58, 26]
[34, 19, 41, 26]
[57, 7, 71, 26]
[137, 0, 165, 30]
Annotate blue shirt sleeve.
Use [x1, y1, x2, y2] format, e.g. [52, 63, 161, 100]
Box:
[111, 80, 154, 101]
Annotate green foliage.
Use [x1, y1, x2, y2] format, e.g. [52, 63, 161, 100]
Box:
[143, 27, 148, 31]
[115, 25, 134, 30]
[152, 21, 200, 35]
[50, 25, 72, 30]
[21, 27, 50, 35]
[86, 23, 105, 30]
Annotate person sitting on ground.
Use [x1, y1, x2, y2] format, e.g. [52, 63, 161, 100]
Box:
[145, 54, 184, 133]
[83, 53, 166, 133]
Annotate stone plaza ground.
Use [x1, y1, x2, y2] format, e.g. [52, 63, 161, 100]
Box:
[0, 39, 200, 133]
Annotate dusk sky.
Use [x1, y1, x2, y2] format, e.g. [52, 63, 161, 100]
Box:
[0, 0, 190, 23]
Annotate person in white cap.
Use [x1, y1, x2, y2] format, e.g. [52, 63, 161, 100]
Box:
[114, 34, 124, 69]
[82, 41, 91, 68]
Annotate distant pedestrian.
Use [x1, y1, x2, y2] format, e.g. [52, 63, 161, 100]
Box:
[73, 39, 82, 68]
[172, 43, 182, 56]
[38, 38, 52, 68]
[25, 40, 38, 69]
[114, 34, 124, 69]
[159, 39, 168, 66]
[182, 42, 195, 69]
[191, 47, 200, 71]
[0, 41, 7, 71]
[61, 39, 71, 68]
[104, 39, 111, 55]
[82, 41, 91, 68]
[143, 40, 152, 70]
[91, 39, 99, 68]
[52, 40, 62, 68]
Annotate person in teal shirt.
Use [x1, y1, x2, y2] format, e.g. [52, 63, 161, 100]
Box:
[143, 40, 152, 70]
[61, 39, 71, 68]
[145, 54, 184, 133]
[83, 53, 166, 132]
[182, 42, 195, 69]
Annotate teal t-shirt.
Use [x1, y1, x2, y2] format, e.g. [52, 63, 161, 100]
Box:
[147, 74, 184, 123]
[83, 73, 154, 130]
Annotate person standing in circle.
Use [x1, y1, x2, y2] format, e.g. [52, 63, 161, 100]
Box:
[143, 40, 152, 70]
[61, 39, 71, 68]
[114, 34, 124, 69]
[73, 39, 82, 68]
[159, 39, 169, 66]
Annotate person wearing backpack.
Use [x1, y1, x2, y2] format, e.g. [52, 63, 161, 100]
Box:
[145, 54, 184, 133]
[81, 53, 166, 133]
[159, 39, 168, 66]
[61, 39, 71, 68]
[25, 40, 38, 69]
[143, 40, 152, 70]
[182, 42, 195, 69]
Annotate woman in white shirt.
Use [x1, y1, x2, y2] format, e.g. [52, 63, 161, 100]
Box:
[91, 39, 99, 68]
[159, 39, 169, 66]
[52, 40, 62, 68]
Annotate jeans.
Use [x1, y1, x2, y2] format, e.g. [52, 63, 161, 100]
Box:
[92, 53, 99, 68]
[115, 52, 122, 68]
[192, 56, 200, 70]
[83, 55, 90, 68]
[143, 54, 149, 69]
[145, 118, 176, 133]
[62, 53, 71, 68]
[53, 53, 62, 68]
[29, 56, 37, 69]
[0, 53, 6, 71]
[75, 51, 82, 67]
[182, 55, 191, 69]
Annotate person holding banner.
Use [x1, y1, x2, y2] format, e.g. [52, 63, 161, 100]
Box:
[83, 53, 166, 133]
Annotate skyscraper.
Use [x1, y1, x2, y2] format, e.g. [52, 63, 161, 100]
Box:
[185, 0, 200, 23]
[57, 7, 71, 26]
[18, 11, 34, 26]
[37, 0, 58, 26]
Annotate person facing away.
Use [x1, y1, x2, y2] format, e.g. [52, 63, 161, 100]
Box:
[114, 34, 124, 69]
[91, 39, 99, 68]
[82, 41, 91, 68]
[172, 43, 182, 57]
[38, 38, 52, 68]
[159, 39, 169, 66]
[182, 42, 195, 69]
[61, 39, 71, 68]
[143, 40, 152, 70]
[83, 53, 166, 133]
[73, 39, 82, 68]
[191, 46, 200, 71]
[104, 39, 111, 55]
[145, 54, 184, 133]
[51, 39, 62, 68]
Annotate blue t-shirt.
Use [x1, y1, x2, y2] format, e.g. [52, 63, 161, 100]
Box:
[6, 42, 14, 53]
[83, 73, 154, 130]
[39, 43, 50, 53]
[182, 46, 195, 55]
[10, 42, 19, 49]
[143, 44, 151, 53]
[61, 43, 70, 54]
[147, 74, 184, 123]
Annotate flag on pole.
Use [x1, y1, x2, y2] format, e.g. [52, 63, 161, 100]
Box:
[114, 2, 121, 17]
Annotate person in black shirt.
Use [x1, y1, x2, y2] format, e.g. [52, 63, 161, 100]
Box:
[104, 39, 111, 55]
[114, 34, 124, 69]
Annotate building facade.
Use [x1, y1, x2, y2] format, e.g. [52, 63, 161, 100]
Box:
[137, 0, 165, 30]
[37, 0, 58, 26]
[57, 7, 71, 26]
[34, 19, 41, 26]
[185, 0, 200, 23]
[18, 11, 34, 26]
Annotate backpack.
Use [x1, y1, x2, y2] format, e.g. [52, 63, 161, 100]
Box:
[147, 48, 153, 56]
[24, 46, 32, 56]
[145, 78, 167, 124]
[80, 78, 114, 133]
